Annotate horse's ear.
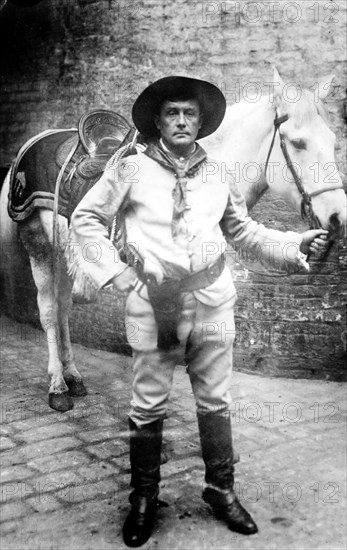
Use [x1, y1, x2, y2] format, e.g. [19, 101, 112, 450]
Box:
[273, 66, 285, 87]
[272, 66, 285, 112]
[316, 74, 336, 102]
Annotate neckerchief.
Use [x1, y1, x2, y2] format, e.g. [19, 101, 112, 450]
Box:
[144, 140, 207, 239]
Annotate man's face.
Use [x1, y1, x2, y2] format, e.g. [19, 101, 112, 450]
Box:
[154, 98, 202, 154]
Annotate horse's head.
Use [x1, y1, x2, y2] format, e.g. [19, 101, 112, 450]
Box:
[267, 68, 346, 242]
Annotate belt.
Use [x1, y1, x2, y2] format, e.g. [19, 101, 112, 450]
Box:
[136, 253, 226, 350]
[138, 254, 226, 293]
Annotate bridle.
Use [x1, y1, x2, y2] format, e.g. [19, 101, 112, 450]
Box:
[264, 112, 344, 230]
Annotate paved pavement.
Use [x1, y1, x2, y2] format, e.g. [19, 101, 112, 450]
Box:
[0, 315, 346, 550]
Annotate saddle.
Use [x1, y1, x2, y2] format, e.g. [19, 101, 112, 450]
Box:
[55, 109, 137, 218]
[56, 109, 134, 178]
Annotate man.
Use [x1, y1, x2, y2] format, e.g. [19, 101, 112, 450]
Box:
[67, 76, 328, 547]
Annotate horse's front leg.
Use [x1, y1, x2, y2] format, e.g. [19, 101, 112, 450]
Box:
[57, 263, 87, 398]
[20, 213, 73, 412]
[30, 255, 74, 411]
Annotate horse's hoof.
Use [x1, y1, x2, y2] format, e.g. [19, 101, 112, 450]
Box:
[65, 379, 88, 397]
[233, 449, 240, 464]
[160, 450, 168, 465]
[49, 391, 74, 412]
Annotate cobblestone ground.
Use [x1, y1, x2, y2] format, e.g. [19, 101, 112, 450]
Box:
[0, 315, 346, 550]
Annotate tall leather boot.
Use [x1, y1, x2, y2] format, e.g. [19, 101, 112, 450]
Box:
[197, 412, 258, 535]
[122, 418, 163, 547]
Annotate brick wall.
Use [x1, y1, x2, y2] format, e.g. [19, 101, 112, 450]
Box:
[0, 0, 346, 379]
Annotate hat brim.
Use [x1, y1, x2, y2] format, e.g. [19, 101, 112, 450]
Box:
[132, 76, 226, 140]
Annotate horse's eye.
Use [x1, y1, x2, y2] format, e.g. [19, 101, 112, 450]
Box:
[291, 138, 306, 150]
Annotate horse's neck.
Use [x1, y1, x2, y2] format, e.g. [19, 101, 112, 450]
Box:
[201, 97, 275, 210]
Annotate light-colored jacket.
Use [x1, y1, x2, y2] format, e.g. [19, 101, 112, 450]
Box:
[66, 147, 304, 306]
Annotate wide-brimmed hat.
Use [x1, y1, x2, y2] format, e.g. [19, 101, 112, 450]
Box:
[132, 76, 226, 140]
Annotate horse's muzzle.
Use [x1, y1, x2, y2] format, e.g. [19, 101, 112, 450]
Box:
[328, 212, 345, 241]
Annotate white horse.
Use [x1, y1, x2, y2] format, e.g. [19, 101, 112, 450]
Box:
[201, 69, 345, 235]
[0, 69, 345, 412]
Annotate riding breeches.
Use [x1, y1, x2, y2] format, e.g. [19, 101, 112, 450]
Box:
[125, 288, 236, 427]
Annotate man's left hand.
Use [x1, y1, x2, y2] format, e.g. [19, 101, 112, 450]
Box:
[300, 229, 329, 255]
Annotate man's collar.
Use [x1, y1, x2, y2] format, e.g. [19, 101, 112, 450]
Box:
[144, 139, 207, 176]
[159, 138, 197, 160]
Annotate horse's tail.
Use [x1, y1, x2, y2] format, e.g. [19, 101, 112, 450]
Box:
[0, 167, 28, 313]
[0, 166, 18, 257]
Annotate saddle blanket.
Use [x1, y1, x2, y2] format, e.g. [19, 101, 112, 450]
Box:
[8, 130, 100, 222]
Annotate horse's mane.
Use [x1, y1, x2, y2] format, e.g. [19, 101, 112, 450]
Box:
[203, 96, 273, 148]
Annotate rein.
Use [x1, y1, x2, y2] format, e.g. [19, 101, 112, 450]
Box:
[264, 111, 343, 230]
